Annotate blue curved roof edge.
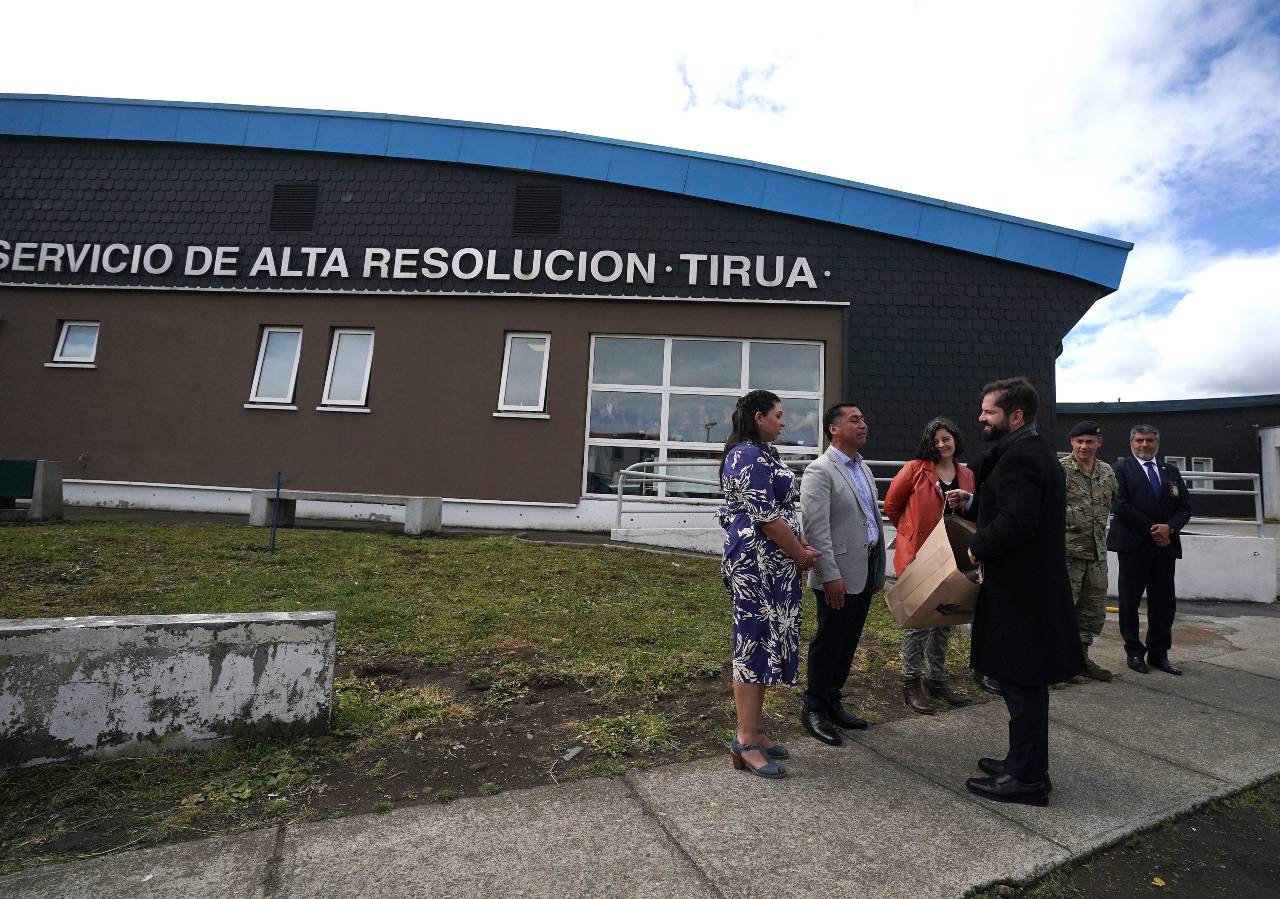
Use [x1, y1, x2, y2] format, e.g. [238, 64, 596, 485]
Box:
[0, 93, 1132, 290]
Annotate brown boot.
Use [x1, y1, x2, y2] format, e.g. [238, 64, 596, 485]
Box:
[903, 678, 935, 715]
[924, 679, 970, 706]
[1082, 652, 1114, 682]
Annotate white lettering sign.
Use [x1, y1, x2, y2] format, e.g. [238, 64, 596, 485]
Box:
[0, 240, 824, 290]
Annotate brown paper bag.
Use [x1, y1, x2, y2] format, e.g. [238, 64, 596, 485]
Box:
[885, 517, 980, 628]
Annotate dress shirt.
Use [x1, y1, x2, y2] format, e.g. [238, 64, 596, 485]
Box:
[1135, 454, 1162, 491]
[829, 446, 880, 546]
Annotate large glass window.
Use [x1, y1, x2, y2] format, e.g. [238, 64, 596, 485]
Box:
[321, 329, 375, 408]
[497, 333, 551, 412]
[248, 327, 302, 405]
[584, 336, 824, 497]
[53, 321, 99, 364]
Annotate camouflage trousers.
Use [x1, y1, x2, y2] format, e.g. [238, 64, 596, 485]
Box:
[1067, 556, 1108, 646]
[901, 626, 951, 682]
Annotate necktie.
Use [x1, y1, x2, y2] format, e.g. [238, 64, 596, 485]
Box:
[1144, 461, 1161, 496]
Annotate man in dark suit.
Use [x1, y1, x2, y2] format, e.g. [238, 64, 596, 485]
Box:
[1108, 424, 1193, 675]
[960, 377, 1083, 806]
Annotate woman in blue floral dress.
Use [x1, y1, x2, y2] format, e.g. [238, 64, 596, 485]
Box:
[720, 390, 821, 778]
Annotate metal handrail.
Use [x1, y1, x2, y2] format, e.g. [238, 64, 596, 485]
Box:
[613, 460, 1267, 537]
[612, 458, 905, 529]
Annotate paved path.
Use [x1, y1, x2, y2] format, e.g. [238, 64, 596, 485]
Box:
[6, 605, 1280, 899]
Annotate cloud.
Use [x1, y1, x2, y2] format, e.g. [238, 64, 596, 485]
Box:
[1058, 247, 1280, 401]
[3, 1, 1278, 401]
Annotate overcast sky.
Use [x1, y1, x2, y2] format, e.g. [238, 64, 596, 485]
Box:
[5, 0, 1279, 401]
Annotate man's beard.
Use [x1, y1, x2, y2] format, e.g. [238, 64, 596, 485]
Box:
[982, 420, 1010, 443]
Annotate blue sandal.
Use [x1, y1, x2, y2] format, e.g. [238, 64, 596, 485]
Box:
[757, 729, 791, 760]
[730, 737, 786, 779]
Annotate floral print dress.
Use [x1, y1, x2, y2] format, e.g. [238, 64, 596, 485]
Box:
[719, 442, 803, 685]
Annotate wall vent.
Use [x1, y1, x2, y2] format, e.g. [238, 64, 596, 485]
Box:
[269, 183, 320, 232]
[513, 185, 562, 235]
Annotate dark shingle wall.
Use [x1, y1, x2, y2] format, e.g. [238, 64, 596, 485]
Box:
[0, 136, 1107, 458]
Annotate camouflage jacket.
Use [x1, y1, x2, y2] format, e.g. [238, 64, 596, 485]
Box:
[1061, 455, 1116, 560]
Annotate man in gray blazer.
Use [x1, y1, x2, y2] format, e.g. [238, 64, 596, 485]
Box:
[799, 403, 887, 745]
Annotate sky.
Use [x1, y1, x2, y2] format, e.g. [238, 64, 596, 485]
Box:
[4, 0, 1279, 402]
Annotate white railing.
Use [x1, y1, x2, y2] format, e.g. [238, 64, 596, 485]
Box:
[613, 458, 906, 529]
[1180, 470, 1265, 537]
[614, 460, 1266, 537]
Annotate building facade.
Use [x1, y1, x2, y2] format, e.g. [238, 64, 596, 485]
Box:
[1, 95, 1130, 530]
[1056, 395, 1280, 520]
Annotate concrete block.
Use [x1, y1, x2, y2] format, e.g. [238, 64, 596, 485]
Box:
[1106, 535, 1278, 603]
[629, 741, 1068, 898]
[0, 827, 277, 899]
[249, 491, 296, 527]
[273, 778, 716, 898]
[402, 496, 442, 535]
[29, 460, 63, 521]
[0, 612, 335, 768]
[848, 697, 1225, 854]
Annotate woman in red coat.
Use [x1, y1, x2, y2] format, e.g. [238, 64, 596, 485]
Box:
[883, 417, 976, 715]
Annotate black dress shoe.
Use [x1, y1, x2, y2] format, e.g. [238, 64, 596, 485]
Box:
[1148, 656, 1182, 675]
[829, 702, 869, 730]
[1126, 654, 1150, 674]
[965, 774, 1049, 806]
[973, 672, 1003, 695]
[977, 757, 1053, 792]
[801, 707, 842, 746]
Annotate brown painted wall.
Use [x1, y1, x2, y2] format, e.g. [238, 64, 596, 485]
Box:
[0, 288, 842, 503]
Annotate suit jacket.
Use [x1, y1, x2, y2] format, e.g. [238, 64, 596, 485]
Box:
[1107, 455, 1192, 559]
[968, 426, 1083, 686]
[883, 458, 976, 576]
[800, 447, 887, 593]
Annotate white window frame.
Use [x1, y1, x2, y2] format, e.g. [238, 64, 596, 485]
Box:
[247, 326, 303, 407]
[319, 328, 375, 410]
[582, 335, 825, 499]
[496, 332, 551, 414]
[1164, 456, 1186, 469]
[51, 320, 100, 365]
[1190, 456, 1213, 491]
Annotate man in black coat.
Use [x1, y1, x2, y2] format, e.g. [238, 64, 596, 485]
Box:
[1108, 424, 1193, 675]
[957, 376, 1084, 806]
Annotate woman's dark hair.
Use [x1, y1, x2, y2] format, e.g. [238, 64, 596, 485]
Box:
[721, 389, 782, 463]
[914, 417, 965, 462]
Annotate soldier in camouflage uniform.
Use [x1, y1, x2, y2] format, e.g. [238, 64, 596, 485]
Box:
[1061, 420, 1117, 681]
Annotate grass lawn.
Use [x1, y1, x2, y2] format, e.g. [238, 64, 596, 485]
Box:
[0, 520, 984, 873]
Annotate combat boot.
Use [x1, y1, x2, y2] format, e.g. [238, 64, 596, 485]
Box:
[1082, 651, 1114, 682]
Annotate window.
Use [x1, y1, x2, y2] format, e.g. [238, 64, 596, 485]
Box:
[320, 329, 375, 410]
[1164, 456, 1186, 469]
[497, 333, 551, 414]
[584, 336, 824, 497]
[248, 327, 302, 406]
[1190, 456, 1213, 491]
[52, 321, 99, 364]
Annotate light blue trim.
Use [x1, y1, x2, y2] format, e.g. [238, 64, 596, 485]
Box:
[0, 94, 1132, 289]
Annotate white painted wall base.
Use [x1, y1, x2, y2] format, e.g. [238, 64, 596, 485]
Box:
[1105, 534, 1278, 603]
[610, 527, 722, 554]
[63, 479, 729, 533]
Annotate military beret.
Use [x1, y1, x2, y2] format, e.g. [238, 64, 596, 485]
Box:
[1068, 420, 1101, 438]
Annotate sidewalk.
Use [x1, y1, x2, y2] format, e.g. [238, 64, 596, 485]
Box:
[6, 604, 1280, 899]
